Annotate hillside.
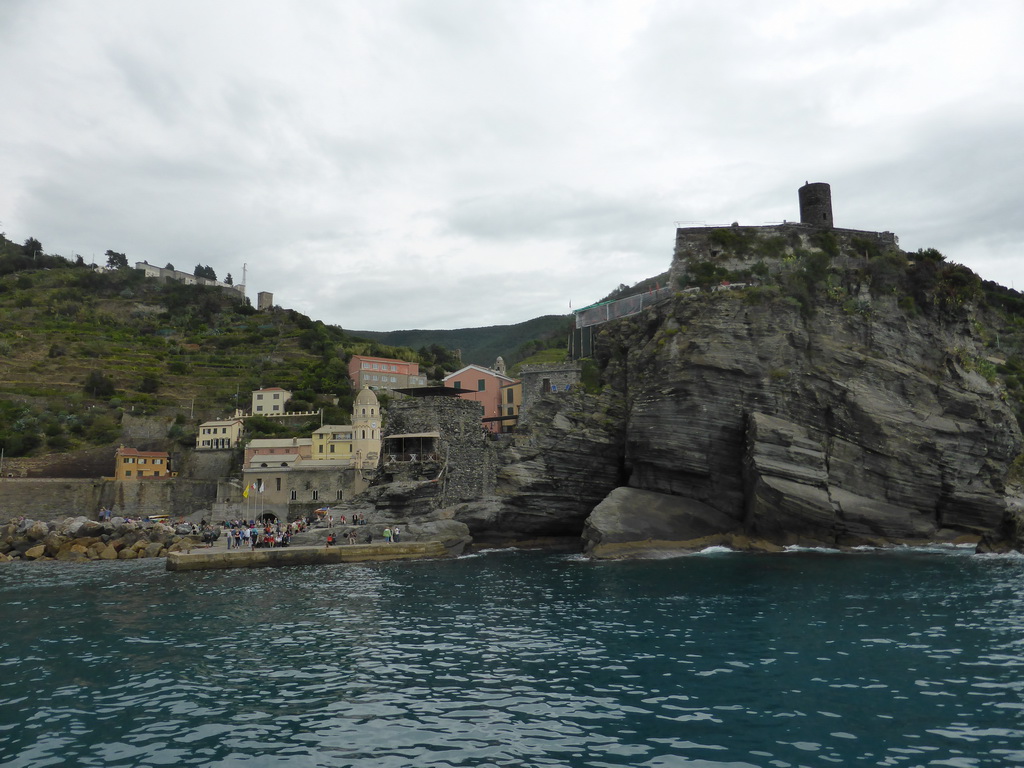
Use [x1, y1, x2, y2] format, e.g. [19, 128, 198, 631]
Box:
[0, 250, 462, 458]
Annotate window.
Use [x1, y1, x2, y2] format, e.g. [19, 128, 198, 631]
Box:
[256, 405, 263, 412]
[362, 363, 370, 369]
[125, 470, 132, 477]
[453, 381, 461, 389]
[290, 490, 297, 501]
[311, 490, 319, 501]
[276, 478, 281, 491]
[318, 445, 324, 453]
[273, 393, 280, 400]
[337, 490, 344, 501]
[257, 393, 264, 400]
[506, 389, 514, 403]
[478, 379, 486, 391]
[329, 445, 335, 453]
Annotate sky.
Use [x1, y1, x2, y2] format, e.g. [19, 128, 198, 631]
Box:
[1, 1, 1022, 331]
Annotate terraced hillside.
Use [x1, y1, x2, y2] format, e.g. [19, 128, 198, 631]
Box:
[0, 261, 445, 458]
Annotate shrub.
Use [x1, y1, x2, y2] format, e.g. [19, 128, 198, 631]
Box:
[809, 230, 840, 258]
[851, 236, 882, 259]
[138, 374, 160, 394]
[83, 370, 116, 398]
[708, 228, 756, 256]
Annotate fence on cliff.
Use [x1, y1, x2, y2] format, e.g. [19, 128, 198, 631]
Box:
[573, 287, 675, 329]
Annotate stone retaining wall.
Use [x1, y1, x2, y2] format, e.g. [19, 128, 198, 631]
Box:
[0, 477, 219, 523]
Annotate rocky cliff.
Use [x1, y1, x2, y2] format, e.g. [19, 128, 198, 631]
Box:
[487, 273, 1023, 556]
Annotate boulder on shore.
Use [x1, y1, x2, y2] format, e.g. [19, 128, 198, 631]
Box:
[582, 486, 739, 559]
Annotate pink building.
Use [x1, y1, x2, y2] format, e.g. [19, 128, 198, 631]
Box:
[348, 355, 428, 392]
[244, 437, 313, 469]
[443, 364, 519, 434]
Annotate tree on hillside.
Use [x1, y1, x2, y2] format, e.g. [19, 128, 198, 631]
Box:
[194, 264, 217, 280]
[164, 262, 175, 271]
[224, 273, 233, 285]
[23, 237, 42, 258]
[84, 370, 116, 398]
[106, 250, 129, 269]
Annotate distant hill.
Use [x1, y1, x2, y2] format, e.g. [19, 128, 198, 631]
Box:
[350, 314, 573, 368]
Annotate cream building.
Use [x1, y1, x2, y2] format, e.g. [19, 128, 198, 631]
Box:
[251, 387, 291, 415]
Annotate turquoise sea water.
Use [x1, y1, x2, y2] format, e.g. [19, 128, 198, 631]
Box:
[0, 548, 1022, 767]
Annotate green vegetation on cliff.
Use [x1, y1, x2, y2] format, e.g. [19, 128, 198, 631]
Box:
[671, 226, 1024, 431]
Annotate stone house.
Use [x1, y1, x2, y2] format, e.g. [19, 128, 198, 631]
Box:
[383, 395, 494, 506]
[518, 362, 582, 427]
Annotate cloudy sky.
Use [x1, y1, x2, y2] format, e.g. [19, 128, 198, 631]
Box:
[1, 1, 1022, 331]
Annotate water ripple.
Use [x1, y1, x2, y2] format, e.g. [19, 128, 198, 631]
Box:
[0, 550, 1022, 766]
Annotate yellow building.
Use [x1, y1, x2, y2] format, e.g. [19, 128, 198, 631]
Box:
[498, 380, 522, 433]
[310, 387, 381, 468]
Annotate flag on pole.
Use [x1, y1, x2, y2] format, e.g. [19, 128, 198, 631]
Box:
[258, 480, 265, 493]
[242, 484, 249, 499]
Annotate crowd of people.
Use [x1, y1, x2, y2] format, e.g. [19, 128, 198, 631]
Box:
[136, 513, 410, 552]
[224, 519, 306, 550]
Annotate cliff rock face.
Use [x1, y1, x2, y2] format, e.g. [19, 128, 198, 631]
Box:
[468, 393, 624, 544]
[575, 288, 1021, 554]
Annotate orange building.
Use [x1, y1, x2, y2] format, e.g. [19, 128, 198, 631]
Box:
[114, 446, 171, 480]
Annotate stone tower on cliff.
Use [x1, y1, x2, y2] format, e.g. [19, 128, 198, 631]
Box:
[798, 182, 833, 228]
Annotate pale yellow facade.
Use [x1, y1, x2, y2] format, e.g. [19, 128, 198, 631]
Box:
[196, 418, 245, 450]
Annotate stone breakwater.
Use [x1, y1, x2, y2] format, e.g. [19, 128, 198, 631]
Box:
[0, 516, 201, 562]
[166, 541, 449, 571]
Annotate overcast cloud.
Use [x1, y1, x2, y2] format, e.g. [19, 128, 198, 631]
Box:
[1, 1, 1022, 330]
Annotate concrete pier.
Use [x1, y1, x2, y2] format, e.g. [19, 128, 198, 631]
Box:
[166, 542, 449, 571]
